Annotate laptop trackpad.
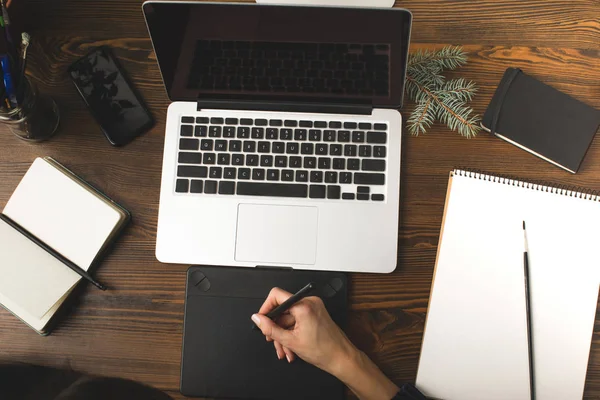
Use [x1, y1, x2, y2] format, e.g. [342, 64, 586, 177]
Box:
[235, 204, 318, 265]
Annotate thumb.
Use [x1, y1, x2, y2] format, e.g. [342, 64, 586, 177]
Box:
[252, 314, 292, 345]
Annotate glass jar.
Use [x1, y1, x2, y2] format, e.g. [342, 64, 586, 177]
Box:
[0, 77, 60, 142]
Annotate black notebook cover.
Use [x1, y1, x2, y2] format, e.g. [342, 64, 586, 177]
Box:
[482, 68, 600, 173]
[181, 266, 347, 400]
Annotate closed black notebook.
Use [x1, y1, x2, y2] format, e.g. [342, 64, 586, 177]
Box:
[181, 266, 347, 400]
[482, 68, 600, 173]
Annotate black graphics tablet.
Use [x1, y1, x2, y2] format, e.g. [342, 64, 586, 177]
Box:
[181, 266, 348, 399]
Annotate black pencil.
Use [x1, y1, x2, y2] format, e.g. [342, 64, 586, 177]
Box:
[0, 213, 107, 291]
[523, 221, 535, 400]
[252, 282, 315, 330]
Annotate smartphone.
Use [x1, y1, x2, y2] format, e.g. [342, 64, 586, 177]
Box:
[68, 46, 154, 146]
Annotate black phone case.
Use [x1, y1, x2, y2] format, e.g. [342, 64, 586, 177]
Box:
[181, 266, 347, 400]
[67, 46, 154, 146]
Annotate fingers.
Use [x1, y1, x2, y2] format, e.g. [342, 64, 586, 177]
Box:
[282, 346, 295, 363]
[275, 313, 296, 329]
[251, 314, 292, 346]
[273, 341, 285, 360]
[258, 287, 293, 315]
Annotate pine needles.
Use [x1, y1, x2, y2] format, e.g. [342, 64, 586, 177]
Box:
[406, 46, 481, 138]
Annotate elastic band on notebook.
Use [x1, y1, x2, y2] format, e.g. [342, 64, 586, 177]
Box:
[489, 68, 522, 135]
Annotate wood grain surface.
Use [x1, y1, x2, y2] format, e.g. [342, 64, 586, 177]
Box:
[0, 0, 599, 399]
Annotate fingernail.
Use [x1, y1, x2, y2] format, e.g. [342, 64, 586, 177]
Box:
[251, 314, 261, 327]
[276, 350, 282, 360]
[286, 354, 291, 363]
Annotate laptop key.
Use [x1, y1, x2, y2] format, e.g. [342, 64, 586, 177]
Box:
[223, 126, 236, 138]
[354, 173, 385, 185]
[209, 126, 222, 137]
[218, 181, 235, 195]
[344, 122, 358, 129]
[275, 156, 287, 168]
[330, 144, 342, 156]
[260, 155, 274, 167]
[204, 180, 218, 194]
[236, 180, 311, 198]
[210, 117, 224, 124]
[210, 167, 222, 179]
[329, 121, 342, 129]
[301, 143, 314, 154]
[203, 153, 216, 165]
[340, 172, 352, 184]
[324, 130, 336, 142]
[224, 168, 236, 179]
[314, 121, 327, 128]
[190, 180, 203, 193]
[230, 140, 242, 152]
[232, 154, 245, 165]
[180, 138, 199, 151]
[316, 143, 328, 155]
[374, 146, 386, 158]
[252, 168, 266, 181]
[325, 171, 338, 183]
[309, 130, 322, 141]
[181, 116, 195, 124]
[267, 169, 280, 181]
[357, 186, 370, 194]
[215, 140, 227, 152]
[201, 139, 213, 151]
[372, 194, 384, 201]
[280, 129, 293, 140]
[195, 125, 208, 137]
[338, 130, 350, 142]
[327, 185, 341, 199]
[244, 141, 256, 152]
[258, 141, 271, 153]
[175, 179, 189, 193]
[310, 171, 323, 183]
[217, 153, 231, 165]
[342, 193, 355, 200]
[178, 152, 203, 164]
[348, 158, 361, 170]
[196, 117, 209, 124]
[252, 127, 265, 139]
[272, 142, 285, 153]
[240, 118, 253, 126]
[266, 128, 279, 140]
[284, 120, 298, 127]
[181, 125, 194, 136]
[367, 131, 387, 144]
[237, 127, 250, 138]
[359, 122, 372, 130]
[318, 157, 331, 169]
[255, 119, 268, 126]
[357, 193, 369, 201]
[225, 118, 239, 125]
[238, 168, 251, 180]
[286, 143, 299, 154]
[345, 145, 357, 157]
[270, 119, 283, 127]
[304, 157, 317, 169]
[296, 170, 309, 182]
[246, 155, 259, 166]
[359, 145, 372, 157]
[295, 129, 307, 141]
[282, 170, 294, 181]
[362, 159, 386, 171]
[309, 185, 326, 199]
[290, 156, 302, 168]
[352, 131, 365, 143]
[374, 123, 388, 131]
[333, 158, 346, 170]
[300, 121, 313, 128]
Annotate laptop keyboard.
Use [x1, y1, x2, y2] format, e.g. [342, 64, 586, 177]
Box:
[187, 41, 390, 97]
[175, 116, 388, 201]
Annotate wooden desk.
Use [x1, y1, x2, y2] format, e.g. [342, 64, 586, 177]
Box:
[0, 1, 598, 398]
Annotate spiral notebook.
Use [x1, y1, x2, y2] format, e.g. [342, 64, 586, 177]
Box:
[416, 170, 600, 400]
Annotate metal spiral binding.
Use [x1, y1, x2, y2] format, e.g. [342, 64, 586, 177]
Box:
[453, 169, 600, 201]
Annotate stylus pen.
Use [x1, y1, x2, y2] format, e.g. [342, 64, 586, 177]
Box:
[252, 282, 316, 330]
[0, 213, 108, 291]
[523, 221, 535, 400]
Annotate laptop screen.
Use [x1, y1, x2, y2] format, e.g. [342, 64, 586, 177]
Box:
[143, 2, 412, 108]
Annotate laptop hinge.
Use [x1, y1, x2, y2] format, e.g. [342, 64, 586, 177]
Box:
[197, 99, 372, 116]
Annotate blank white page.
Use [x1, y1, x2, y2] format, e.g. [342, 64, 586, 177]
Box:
[416, 176, 531, 400]
[0, 218, 79, 319]
[417, 171, 600, 400]
[3, 158, 121, 270]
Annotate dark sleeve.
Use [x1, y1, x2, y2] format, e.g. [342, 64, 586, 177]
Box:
[392, 383, 427, 400]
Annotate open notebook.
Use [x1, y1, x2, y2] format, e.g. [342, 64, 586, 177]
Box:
[416, 170, 600, 400]
[0, 157, 130, 335]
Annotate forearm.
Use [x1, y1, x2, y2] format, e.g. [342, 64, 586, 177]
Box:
[332, 349, 399, 400]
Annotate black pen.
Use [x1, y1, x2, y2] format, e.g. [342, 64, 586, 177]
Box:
[0, 213, 107, 291]
[253, 282, 315, 330]
[523, 221, 535, 400]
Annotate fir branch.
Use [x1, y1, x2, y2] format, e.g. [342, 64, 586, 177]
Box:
[407, 97, 435, 136]
[407, 46, 468, 72]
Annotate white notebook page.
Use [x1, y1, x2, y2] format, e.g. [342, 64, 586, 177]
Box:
[416, 171, 600, 400]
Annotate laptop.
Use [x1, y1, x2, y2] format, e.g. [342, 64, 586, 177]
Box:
[143, 2, 412, 273]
